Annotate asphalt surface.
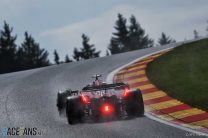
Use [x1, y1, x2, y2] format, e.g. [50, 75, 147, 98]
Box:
[0, 41, 205, 138]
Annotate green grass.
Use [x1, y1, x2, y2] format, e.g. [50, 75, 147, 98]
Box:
[146, 39, 208, 111]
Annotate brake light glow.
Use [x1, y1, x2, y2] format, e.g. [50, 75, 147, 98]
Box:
[81, 94, 89, 104]
[123, 87, 130, 97]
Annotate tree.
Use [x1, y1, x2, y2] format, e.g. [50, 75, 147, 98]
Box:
[0, 21, 17, 73]
[54, 49, 60, 64]
[108, 38, 120, 54]
[106, 50, 110, 56]
[17, 32, 49, 70]
[158, 32, 176, 46]
[109, 14, 154, 54]
[193, 29, 199, 39]
[73, 47, 81, 61]
[79, 34, 100, 59]
[128, 15, 154, 49]
[108, 14, 129, 54]
[65, 54, 72, 63]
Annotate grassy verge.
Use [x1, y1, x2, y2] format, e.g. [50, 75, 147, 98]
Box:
[146, 39, 208, 111]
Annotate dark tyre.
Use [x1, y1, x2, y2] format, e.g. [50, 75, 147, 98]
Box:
[66, 96, 84, 125]
[57, 90, 73, 115]
[125, 89, 144, 117]
[57, 93, 63, 113]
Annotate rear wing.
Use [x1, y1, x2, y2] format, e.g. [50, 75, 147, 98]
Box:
[82, 83, 127, 91]
[58, 89, 79, 96]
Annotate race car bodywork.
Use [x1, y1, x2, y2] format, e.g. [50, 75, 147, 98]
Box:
[56, 75, 144, 125]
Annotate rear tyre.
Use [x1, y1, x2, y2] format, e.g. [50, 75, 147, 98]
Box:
[125, 89, 144, 117]
[66, 97, 84, 125]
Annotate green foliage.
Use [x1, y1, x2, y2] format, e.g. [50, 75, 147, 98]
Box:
[146, 39, 208, 111]
[108, 14, 128, 54]
[17, 32, 50, 69]
[106, 50, 110, 56]
[80, 34, 100, 59]
[0, 21, 17, 73]
[65, 54, 72, 63]
[128, 15, 154, 49]
[158, 32, 176, 46]
[73, 47, 81, 61]
[73, 34, 100, 61]
[108, 39, 121, 54]
[54, 49, 60, 64]
[108, 14, 154, 54]
[0, 21, 50, 73]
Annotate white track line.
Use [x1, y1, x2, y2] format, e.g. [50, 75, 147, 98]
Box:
[106, 42, 208, 137]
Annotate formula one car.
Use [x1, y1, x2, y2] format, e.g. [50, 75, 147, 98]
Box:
[57, 75, 144, 124]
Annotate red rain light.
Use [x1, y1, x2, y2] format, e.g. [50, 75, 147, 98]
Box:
[104, 105, 109, 112]
[102, 104, 113, 114]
